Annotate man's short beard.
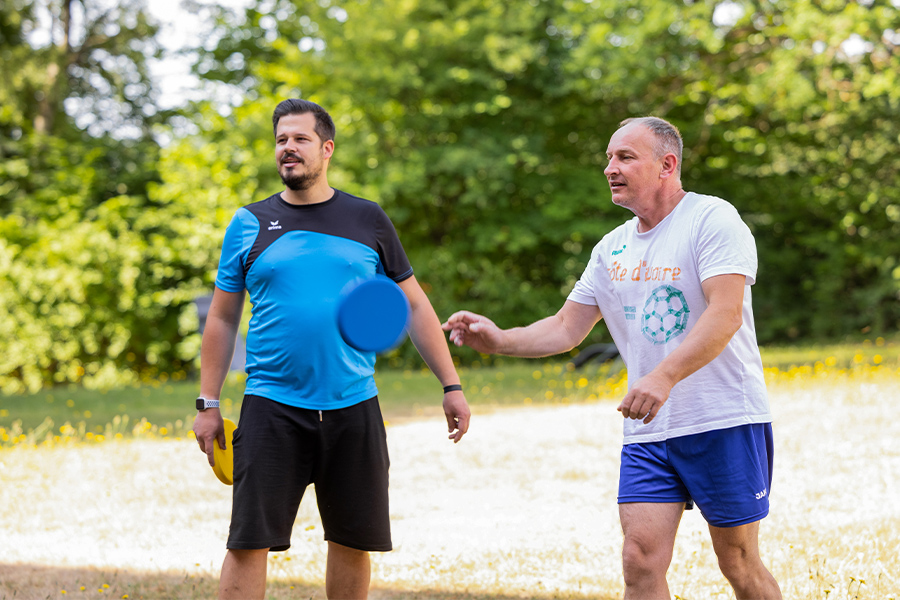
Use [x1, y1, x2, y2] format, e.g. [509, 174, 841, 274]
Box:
[280, 164, 323, 191]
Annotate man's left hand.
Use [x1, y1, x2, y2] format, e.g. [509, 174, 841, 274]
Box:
[443, 391, 471, 443]
[617, 372, 674, 424]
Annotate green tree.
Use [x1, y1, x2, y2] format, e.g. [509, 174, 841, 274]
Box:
[6, 0, 899, 393]
[648, 0, 900, 341]
[0, 0, 206, 393]
[186, 0, 899, 348]
[189, 0, 634, 365]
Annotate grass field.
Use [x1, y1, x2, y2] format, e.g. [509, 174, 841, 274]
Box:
[0, 357, 633, 447]
[1, 336, 896, 445]
[1, 339, 899, 599]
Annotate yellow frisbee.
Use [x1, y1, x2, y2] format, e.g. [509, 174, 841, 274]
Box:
[212, 418, 237, 485]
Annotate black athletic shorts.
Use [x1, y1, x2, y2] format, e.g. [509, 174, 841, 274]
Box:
[226, 394, 392, 553]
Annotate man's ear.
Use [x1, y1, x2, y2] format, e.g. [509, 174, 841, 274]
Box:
[323, 139, 335, 159]
[659, 153, 678, 179]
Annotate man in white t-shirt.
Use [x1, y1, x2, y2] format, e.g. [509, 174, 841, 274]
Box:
[442, 117, 781, 599]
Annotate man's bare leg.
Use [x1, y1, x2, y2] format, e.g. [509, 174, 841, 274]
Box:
[620, 502, 685, 600]
[709, 521, 782, 600]
[219, 548, 268, 600]
[325, 541, 370, 599]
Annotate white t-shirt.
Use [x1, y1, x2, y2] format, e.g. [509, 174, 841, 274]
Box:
[568, 192, 772, 444]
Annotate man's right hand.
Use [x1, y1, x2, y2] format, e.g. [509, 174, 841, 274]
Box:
[441, 311, 505, 354]
[192, 408, 226, 467]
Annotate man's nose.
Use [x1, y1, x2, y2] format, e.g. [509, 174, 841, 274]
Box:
[282, 139, 300, 154]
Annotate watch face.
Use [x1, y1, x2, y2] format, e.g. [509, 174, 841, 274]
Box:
[196, 398, 204, 410]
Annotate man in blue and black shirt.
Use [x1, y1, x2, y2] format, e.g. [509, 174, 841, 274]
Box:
[193, 99, 471, 600]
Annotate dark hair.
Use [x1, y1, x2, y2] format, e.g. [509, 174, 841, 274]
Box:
[272, 99, 336, 142]
[619, 116, 683, 175]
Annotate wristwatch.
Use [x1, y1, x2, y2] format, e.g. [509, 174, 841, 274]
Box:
[196, 397, 220, 411]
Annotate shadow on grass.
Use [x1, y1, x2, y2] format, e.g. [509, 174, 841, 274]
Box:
[0, 563, 616, 600]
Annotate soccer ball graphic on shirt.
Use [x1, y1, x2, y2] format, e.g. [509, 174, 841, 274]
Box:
[641, 284, 690, 344]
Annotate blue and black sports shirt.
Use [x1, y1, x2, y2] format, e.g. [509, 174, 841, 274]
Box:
[215, 189, 413, 410]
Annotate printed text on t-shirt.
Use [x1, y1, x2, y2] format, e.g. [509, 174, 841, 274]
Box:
[608, 260, 682, 283]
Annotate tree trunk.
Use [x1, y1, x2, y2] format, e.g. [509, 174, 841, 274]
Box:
[34, 0, 73, 134]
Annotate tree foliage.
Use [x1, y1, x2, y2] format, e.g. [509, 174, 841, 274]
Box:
[189, 0, 900, 349]
[2, 0, 899, 391]
[0, 0, 201, 393]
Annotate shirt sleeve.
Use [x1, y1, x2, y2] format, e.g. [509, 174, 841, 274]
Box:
[373, 205, 414, 283]
[214, 208, 257, 292]
[567, 243, 602, 306]
[694, 201, 758, 286]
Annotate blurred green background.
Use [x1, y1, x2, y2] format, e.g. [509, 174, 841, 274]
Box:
[2, 0, 899, 397]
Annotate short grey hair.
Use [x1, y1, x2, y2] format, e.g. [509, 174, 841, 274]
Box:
[620, 116, 683, 175]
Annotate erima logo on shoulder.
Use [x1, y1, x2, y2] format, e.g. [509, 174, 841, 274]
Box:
[268, 220, 282, 231]
[612, 244, 626, 256]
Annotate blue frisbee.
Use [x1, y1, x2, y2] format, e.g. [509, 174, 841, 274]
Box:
[337, 276, 410, 353]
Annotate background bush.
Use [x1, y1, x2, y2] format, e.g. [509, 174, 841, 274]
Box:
[2, 0, 899, 392]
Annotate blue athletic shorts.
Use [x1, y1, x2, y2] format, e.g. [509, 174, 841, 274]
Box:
[618, 423, 774, 528]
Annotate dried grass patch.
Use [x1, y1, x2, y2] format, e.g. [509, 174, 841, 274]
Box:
[1, 370, 898, 599]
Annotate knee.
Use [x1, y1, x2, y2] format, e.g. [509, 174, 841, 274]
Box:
[716, 545, 757, 583]
[622, 538, 671, 584]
